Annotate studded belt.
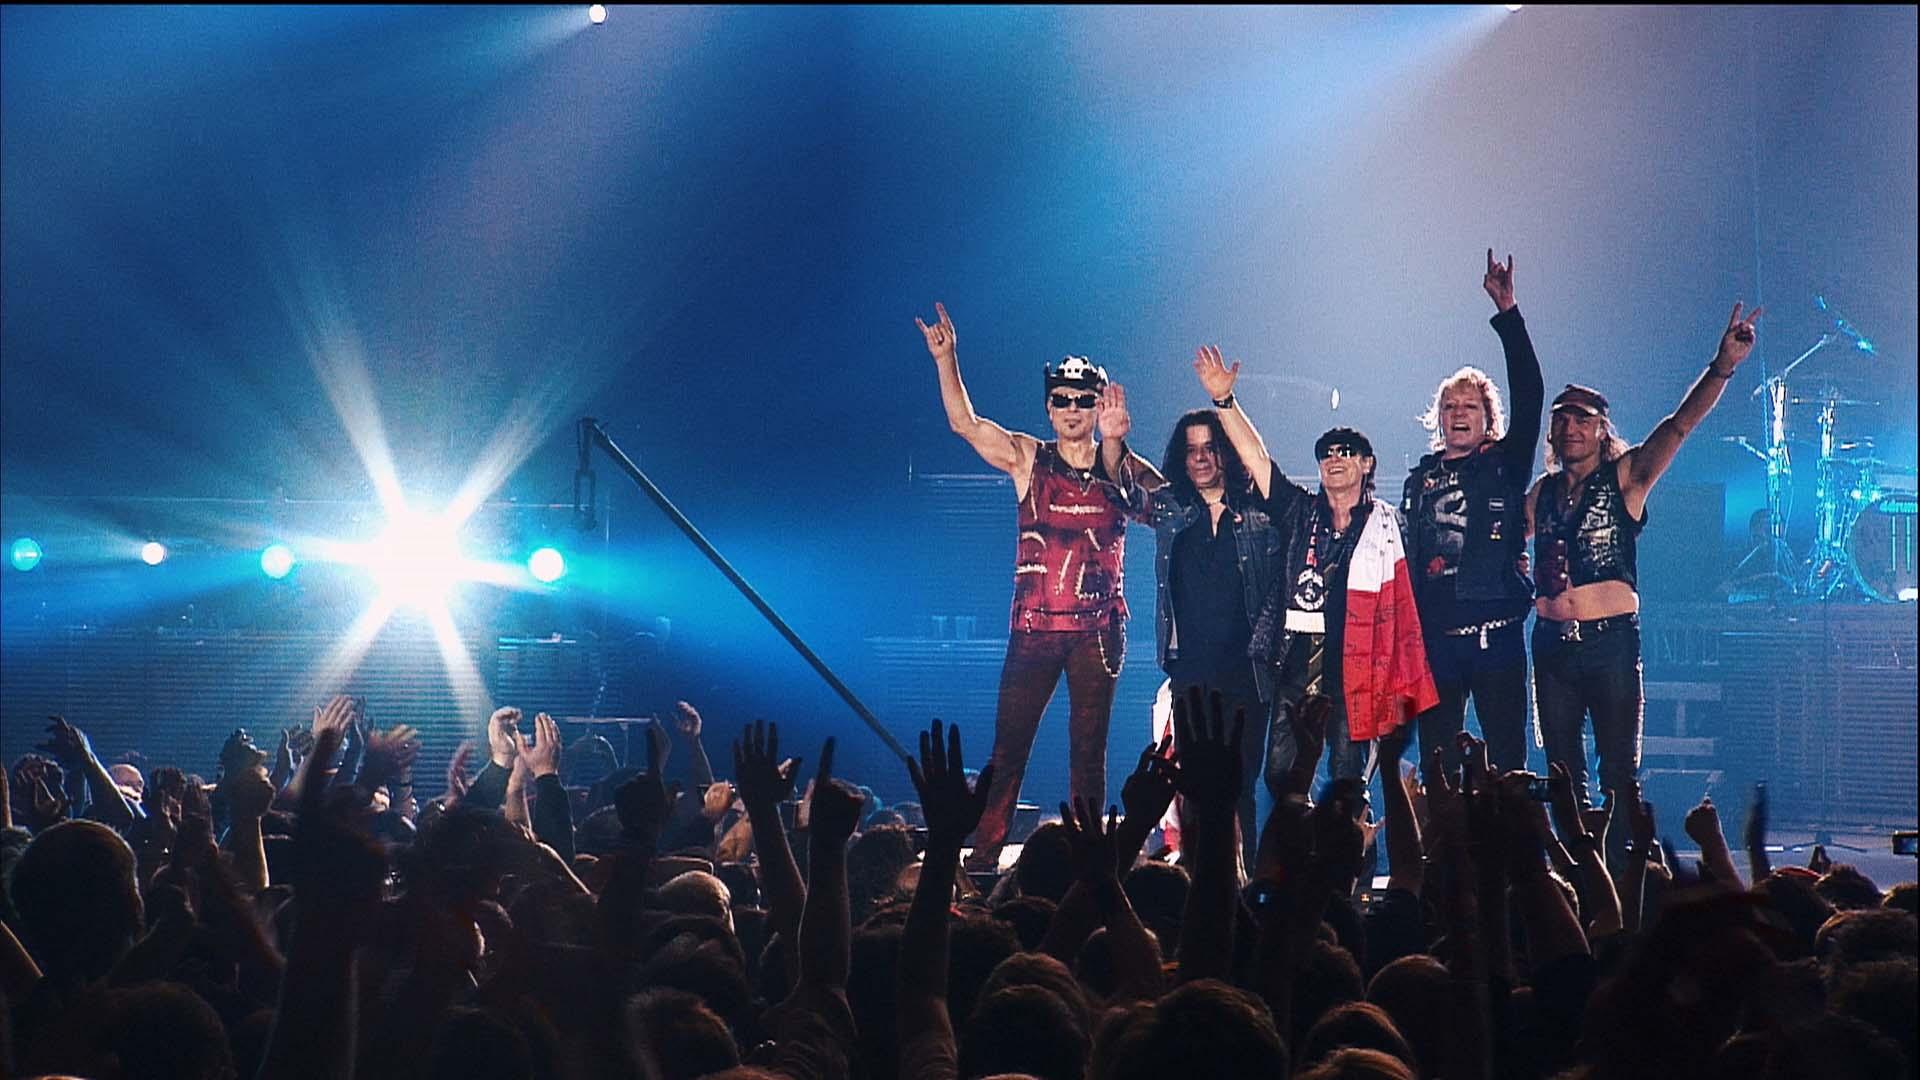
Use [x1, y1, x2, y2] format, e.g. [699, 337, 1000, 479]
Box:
[1535, 612, 1639, 644]
[1441, 612, 1528, 649]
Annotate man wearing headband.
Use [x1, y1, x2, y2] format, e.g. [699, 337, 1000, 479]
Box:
[1527, 302, 1764, 861]
[1397, 251, 1545, 779]
[1199, 360, 1437, 794]
[917, 302, 1137, 873]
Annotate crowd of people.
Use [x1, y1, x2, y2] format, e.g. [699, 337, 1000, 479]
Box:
[3, 253, 1911, 1079]
[2, 688, 1914, 1079]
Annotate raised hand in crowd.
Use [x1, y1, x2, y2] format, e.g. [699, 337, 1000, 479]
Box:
[899, 718, 993, 1079]
[1172, 686, 1246, 983]
[358, 722, 420, 794]
[734, 718, 807, 969]
[486, 705, 522, 769]
[1115, 733, 1178, 870]
[257, 712, 387, 1080]
[443, 740, 475, 808]
[40, 715, 136, 829]
[1744, 780, 1771, 882]
[1684, 793, 1743, 888]
[675, 699, 716, 788]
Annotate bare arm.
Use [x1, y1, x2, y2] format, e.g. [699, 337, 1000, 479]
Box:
[1624, 302, 1763, 506]
[898, 721, 993, 1080]
[734, 720, 807, 977]
[798, 739, 856, 993]
[918, 302, 1036, 476]
[1620, 782, 1655, 933]
[1171, 688, 1246, 984]
[1194, 345, 1274, 496]
[673, 701, 715, 789]
[1380, 747, 1425, 895]
[1683, 796, 1743, 889]
[1744, 782, 1771, 883]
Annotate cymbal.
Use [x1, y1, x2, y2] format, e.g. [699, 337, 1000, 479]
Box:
[1855, 458, 1920, 475]
[1789, 397, 1880, 407]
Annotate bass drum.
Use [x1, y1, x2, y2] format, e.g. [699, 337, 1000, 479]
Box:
[1848, 491, 1918, 602]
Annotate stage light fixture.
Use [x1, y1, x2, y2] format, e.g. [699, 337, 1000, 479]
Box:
[141, 542, 168, 566]
[528, 546, 567, 583]
[261, 543, 296, 579]
[1505, 4, 1524, 10]
[366, 511, 467, 609]
[10, 537, 43, 572]
[588, 4, 606, 24]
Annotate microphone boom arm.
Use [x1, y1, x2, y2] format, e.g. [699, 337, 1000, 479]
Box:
[579, 419, 910, 763]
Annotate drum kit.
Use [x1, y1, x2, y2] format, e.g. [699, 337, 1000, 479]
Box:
[1728, 297, 1916, 603]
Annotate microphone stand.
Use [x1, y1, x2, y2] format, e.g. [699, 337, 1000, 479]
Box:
[578, 418, 910, 763]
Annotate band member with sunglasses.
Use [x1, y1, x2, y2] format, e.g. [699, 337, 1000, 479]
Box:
[1395, 250, 1545, 780]
[1198, 363, 1437, 795]
[1526, 302, 1763, 859]
[917, 302, 1139, 872]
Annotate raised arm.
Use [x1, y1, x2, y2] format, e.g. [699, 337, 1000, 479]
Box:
[40, 716, 136, 831]
[1683, 795, 1743, 889]
[1484, 251, 1545, 468]
[898, 720, 994, 1080]
[798, 738, 858, 993]
[1171, 687, 1246, 985]
[918, 302, 1036, 477]
[1623, 302, 1763, 507]
[1096, 381, 1164, 489]
[734, 719, 807, 975]
[1194, 345, 1274, 497]
[673, 701, 716, 789]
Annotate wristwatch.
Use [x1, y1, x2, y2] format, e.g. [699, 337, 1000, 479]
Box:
[1212, 392, 1236, 409]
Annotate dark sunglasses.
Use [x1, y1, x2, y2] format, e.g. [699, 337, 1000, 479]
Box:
[1318, 445, 1363, 460]
[1049, 392, 1099, 410]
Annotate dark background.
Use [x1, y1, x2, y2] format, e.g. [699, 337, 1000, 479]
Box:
[4, 6, 1914, 809]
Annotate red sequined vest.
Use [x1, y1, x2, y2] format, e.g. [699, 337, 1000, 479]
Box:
[1011, 443, 1130, 632]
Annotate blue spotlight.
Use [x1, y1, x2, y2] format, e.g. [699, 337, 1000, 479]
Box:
[10, 537, 43, 572]
[141, 541, 168, 566]
[528, 547, 567, 583]
[261, 543, 296, 579]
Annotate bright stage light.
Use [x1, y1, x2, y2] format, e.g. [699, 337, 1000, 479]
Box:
[10, 538, 43, 572]
[141, 542, 168, 566]
[528, 547, 567, 583]
[588, 4, 606, 24]
[1900, 587, 1918, 603]
[366, 511, 468, 608]
[1505, 4, 1524, 11]
[261, 544, 296, 579]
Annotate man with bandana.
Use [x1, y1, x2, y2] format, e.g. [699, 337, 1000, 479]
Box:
[917, 302, 1139, 872]
[1526, 301, 1764, 863]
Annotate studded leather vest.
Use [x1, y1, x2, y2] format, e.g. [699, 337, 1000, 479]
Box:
[1011, 442, 1130, 632]
[1533, 461, 1644, 592]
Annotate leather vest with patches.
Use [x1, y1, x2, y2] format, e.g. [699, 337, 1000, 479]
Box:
[1533, 462, 1644, 591]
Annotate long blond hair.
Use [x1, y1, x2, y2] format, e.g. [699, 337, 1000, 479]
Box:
[1418, 367, 1507, 452]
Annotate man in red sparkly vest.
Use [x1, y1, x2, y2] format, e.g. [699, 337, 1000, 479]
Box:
[917, 302, 1139, 873]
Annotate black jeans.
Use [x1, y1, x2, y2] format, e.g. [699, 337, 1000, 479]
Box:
[1532, 621, 1643, 837]
[1265, 634, 1374, 797]
[1404, 619, 1530, 780]
[973, 622, 1124, 857]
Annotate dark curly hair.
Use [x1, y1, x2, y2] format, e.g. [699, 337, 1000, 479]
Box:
[1161, 410, 1253, 507]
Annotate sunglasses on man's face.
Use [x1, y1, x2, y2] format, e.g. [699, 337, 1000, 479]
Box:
[1318, 445, 1363, 461]
[1049, 392, 1099, 410]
